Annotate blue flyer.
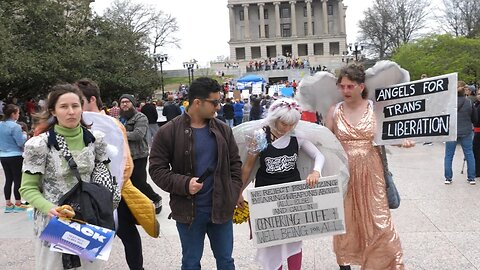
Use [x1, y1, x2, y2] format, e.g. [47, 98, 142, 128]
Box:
[39, 217, 115, 261]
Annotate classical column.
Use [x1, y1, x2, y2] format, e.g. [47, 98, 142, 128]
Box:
[338, 0, 344, 34]
[292, 43, 299, 58]
[245, 45, 252, 60]
[242, 4, 250, 39]
[307, 43, 314, 56]
[305, 0, 313, 36]
[230, 46, 237, 61]
[260, 45, 267, 59]
[322, 0, 328, 34]
[228, 4, 235, 40]
[276, 44, 282, 56]
[258, 3, 265, 38]
[274, 1, 281, 37]
[290, 1, 297, 37]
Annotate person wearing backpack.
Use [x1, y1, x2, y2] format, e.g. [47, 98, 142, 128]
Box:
[19, 84, 110, 269]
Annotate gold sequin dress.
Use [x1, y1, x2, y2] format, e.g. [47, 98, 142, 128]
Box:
[332, 102, 404, 269]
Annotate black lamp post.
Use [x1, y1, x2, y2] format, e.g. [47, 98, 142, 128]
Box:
[183, 59, 198, 85]
[154, 53, 168, 98]
[341, 50, 354, 65]
[348, 43, 364, 61]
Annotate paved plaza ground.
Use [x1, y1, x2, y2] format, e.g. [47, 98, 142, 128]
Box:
[1, 142, 479, 269]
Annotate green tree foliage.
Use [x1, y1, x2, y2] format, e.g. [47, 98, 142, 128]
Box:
[0, 0, 178, 103]
[392, 34, 480, 84]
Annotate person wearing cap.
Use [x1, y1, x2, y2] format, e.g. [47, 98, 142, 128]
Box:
[119, 94, 163, 214]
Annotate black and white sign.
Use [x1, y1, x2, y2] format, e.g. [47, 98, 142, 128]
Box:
[247, 175, 346, 248]
[374, 73, 457, 145]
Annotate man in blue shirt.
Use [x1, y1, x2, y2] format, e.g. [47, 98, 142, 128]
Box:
[149, 77, 242, 270]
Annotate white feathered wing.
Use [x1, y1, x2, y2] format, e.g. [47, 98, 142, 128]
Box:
[295, 71, 340, 118]
[365, 60, 411, 101]
[233, 120, 350, 197]
[295, 61, 410, 118]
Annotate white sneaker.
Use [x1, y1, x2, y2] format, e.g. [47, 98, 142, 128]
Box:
[444, 179, 452, 184]
[468, 179, 476, 185]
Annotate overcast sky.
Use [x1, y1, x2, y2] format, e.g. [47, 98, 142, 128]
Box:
[92, 0, 444, 70]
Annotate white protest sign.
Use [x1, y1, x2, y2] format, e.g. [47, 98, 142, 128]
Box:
[269, 85, 279, 97]
[373, 73, 458, 145]
[252, 83, 263, 95]
[241, 90, 250, 99]
[247, 175, 345, 248]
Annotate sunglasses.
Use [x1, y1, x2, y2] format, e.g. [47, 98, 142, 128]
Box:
[202, 99, 221, 106]
[336, 83, 359, 90]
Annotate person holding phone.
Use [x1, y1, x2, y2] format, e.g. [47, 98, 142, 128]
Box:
[149, 77, 242, 270]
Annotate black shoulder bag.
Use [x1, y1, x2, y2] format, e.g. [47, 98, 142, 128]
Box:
[55, 134, 115, 269]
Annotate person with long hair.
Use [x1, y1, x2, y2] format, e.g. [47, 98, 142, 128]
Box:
[325, 64, 413, 270]
[238, 98, 325, 270]
[444, 81, 476, 184]
[0, 104, 28, 213]
[19, 84, 109, 269]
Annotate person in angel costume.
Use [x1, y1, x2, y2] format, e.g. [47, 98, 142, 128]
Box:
[297, 62, 414, 270]
[237, 98, 323, 270]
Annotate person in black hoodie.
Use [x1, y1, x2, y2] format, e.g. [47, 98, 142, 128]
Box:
[223, 98, 234, 127]
[141, 100, 158, 145]
[249, 98, 263, 121]
[473, 88, 480, 177]
[163, 95, 182, 121]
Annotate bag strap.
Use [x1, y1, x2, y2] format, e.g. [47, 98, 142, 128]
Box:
[378, 145, 389, 170]
[56, 134, 82, 183]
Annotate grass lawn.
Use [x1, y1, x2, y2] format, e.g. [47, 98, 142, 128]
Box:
[161, 75, 233, 93]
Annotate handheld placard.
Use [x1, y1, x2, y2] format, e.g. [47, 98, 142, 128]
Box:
[196, 167, 214, 183]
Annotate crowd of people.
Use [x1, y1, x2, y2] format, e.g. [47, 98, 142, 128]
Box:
[245, 57, 310, 72]
[0, 64, 480, 270]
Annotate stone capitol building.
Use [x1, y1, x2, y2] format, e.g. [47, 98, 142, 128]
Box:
[227, 0, 347, 72]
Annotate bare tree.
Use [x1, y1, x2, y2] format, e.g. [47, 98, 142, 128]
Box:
[151, 11, 180, 54]
[358, 0, 393, 59]
[103, 0, 180, 53]
[358, 0, 430, 59]
[440, 0, 480, 37]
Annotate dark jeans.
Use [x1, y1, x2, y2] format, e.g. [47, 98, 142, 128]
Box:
[176, 212, 235, 270]
[131, 157, 161, 202]
[116, 199, 143, 270]
[1, 156, 23, 201]
[474, 132, 480, 177]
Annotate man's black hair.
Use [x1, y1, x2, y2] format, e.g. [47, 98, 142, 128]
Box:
[188, 77, 221, 104]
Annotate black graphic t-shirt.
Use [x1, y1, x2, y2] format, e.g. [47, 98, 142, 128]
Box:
[255, 136, 301, 188]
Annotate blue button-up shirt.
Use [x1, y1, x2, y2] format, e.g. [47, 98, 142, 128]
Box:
[0, 119, 26, 157]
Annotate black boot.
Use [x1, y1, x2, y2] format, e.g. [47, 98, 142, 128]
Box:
[339, 266, 351, 270]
